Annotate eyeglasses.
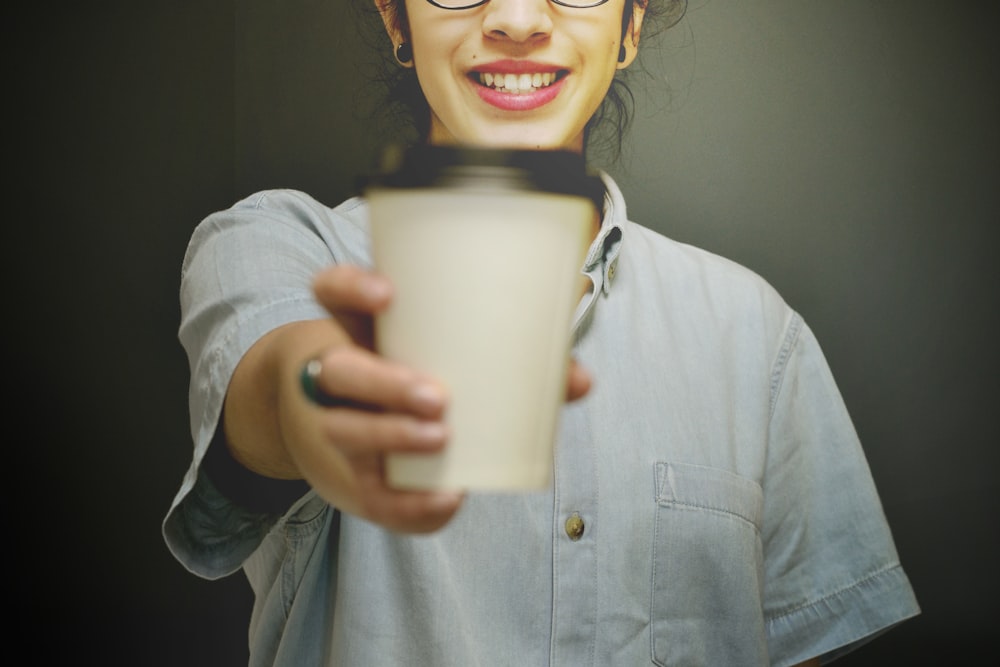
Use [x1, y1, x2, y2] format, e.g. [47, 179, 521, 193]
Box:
[425, 0, 612, 9]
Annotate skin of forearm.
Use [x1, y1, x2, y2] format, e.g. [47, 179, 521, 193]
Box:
[223, 318, 343, 480]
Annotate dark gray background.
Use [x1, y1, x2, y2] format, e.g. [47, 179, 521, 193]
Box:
[11, 1, 997, 664]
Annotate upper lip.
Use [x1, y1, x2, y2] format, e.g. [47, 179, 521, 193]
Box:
[469, 59, 564, 75]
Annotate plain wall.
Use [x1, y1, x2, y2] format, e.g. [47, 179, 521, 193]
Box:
[13, 1, 997, 663]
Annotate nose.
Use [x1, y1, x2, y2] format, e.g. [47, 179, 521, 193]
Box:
[482, 0, 554, 44]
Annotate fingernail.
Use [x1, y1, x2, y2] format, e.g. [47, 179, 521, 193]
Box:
[429, 491, 464, 511]
[409, 382, 445, 413]
[410, 421, 448, 444]
[361, 275, 391, 302]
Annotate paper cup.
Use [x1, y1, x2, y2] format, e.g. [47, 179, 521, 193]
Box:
[365, 146, 603, 491]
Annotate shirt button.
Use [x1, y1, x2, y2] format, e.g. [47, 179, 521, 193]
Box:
[564, 512, 585, 541]
[607, 261, 616, 281]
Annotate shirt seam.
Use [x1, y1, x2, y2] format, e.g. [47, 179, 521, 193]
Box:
[768, 312, 804, 420]
[764, 561, 904, 624]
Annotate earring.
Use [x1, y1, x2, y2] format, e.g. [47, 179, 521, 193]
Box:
[395, 42, 413, 66]
[618, 44, 627, 63]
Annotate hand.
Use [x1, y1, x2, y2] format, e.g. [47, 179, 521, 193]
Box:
[275, 264, 462, 533]
[263, 264, 592, 534]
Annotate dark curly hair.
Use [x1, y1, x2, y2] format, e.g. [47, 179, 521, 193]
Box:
[352, 1, 687, 163]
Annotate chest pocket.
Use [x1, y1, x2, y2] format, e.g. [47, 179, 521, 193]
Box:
[651, 462, 767, 667]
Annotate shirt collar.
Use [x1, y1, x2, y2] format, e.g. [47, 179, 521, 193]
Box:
[582, 171, 627, 296]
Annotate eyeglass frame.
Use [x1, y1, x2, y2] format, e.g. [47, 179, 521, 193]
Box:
[425, 0, 612, 10]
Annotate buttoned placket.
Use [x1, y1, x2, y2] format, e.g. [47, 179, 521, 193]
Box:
[550, 195, 622, 666]
[549, 394, 599, 666]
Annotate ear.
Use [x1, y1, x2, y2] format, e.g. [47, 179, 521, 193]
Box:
[374, 0, 407, 51]
[617, 0, 646, 70]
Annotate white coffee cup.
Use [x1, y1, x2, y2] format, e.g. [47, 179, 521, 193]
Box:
[365, 145, 603, 491]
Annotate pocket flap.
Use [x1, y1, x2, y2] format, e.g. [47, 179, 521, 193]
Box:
[655, 461, 763, 528]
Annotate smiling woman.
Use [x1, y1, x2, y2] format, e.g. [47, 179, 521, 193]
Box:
[163, 1, 919, 665]
[365, 0, 686, 157]
[387, 0, 640, 150]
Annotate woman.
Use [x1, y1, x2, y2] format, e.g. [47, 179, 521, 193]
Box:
[164, 1, 919, 665]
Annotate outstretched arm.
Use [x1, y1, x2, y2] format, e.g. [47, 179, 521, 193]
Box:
[221, 263, 591, 533]
[222, 264, 462, 533]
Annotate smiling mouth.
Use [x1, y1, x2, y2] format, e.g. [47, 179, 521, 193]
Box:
[474, 71, 567, 94]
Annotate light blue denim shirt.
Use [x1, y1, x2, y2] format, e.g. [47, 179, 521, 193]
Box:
[164, 174, 919, 666]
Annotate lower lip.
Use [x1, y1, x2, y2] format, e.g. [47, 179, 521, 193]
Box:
[473, 76, 566, 112]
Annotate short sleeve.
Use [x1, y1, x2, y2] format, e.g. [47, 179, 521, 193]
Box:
[162, 190, 369, 579]
[761, 315, 920, 665]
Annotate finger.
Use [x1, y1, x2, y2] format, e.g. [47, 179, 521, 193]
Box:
[319, 410, 448, 456]
[300, 430, 463, 533]
[356, 477, 465, 534]
[339, 454, 465, 533]
[308, 347, 447, 418]
[313, 264, 392, 314]
[374, 490, 465, 534]
[566, 357, 592, 402]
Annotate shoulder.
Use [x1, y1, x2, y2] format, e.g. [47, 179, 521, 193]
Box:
[224, 189, 368, 238]
[185, 189, 372, 271]
[600, 172, 787, 318]
[622, 220, 792, 327]
[626, 222, 762, 281]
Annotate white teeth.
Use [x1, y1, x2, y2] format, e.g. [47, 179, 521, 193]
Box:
[478, 71, 558, 93]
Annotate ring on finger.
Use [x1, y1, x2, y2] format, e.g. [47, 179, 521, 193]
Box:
[300, 357, 342, 407]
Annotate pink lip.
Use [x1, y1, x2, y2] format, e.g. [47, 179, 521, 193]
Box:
[469, 59, 567, 112]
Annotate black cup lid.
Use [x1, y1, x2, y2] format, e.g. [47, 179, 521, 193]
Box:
[363, 144, 606, 213]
